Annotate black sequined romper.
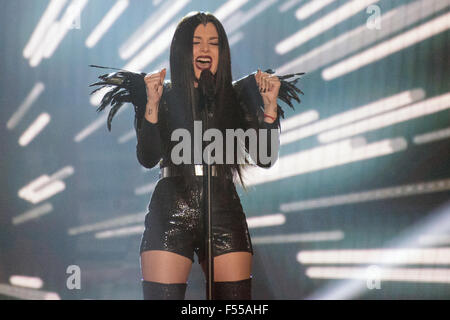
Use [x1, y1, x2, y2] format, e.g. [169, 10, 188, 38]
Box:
[137, 73, 280, 264]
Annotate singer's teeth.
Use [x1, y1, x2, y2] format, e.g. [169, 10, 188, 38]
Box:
[196, 57, 212, 63]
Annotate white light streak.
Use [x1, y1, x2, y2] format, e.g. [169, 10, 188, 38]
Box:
[413, 127, 450, 145]
[295, 0, 337, 20]
[228, 31, 244, 47]
[74, 105, 130, 142]
[123, 22, 177, 72]
[276, 0, 379, 54]
[85, 0, 129, 48]
[29, 21, 60, 67]
[134, 180, 159, 195]
[18, 175, 65, 205]
[95, 225, 144, 239]
[318, 93, 450, 143]
[322, 12, 450, 80]
[298, 248, 450, 265]
[17, 167, 73, 205]
[276, 0, 450, 75]
[48, 166, 75, 182]
[244, 136, 407, 186]
[305, 266, 450, 284]
[18, 113, 51, 146]
[280, 110, 319, 132]
[119, 0, 190, 60]
[23, 0, 67, 59]
[9, 276, 43, 289]
[280, 178, 450, 213]
[307, 201, 450, 299]
[252, 230, 344, 245]
[27, 181, 65, 205]
[7, 83, 45, 130]
[43, 0, 89, 58]
[419, 234, 450, 246]
[280, 89, 424, 146]
[214, 0, 249, 21]
[118, 129, 136, 144]
[30, 0, 89, 67]
[0, 284, 60, 300]
[279, 0, 303, 13]
[12, 203, 54, 225]
[68, 212, 146, 235]
[224, 0, 277, 35]
[246, 214, 286, 228]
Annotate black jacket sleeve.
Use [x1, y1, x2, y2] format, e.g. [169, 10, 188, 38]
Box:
[136, 117, 162, 169]
[233, 73, 280, 168]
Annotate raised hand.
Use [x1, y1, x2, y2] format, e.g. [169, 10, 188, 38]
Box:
[255, 69, 280, 122]
[144, 68, 166, 123]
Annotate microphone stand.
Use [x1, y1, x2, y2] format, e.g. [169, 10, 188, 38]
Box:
[200, 79, 214, 300]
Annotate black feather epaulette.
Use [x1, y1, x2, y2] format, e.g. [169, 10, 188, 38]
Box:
[88, 65, 147, 131]
[265, 69, 305, 120]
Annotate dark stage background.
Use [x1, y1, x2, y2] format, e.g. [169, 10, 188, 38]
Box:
[0, 0, 449, 299]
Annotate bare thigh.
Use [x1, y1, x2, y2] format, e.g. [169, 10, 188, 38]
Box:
[141, 250, 193, 284]
[201, 252, 252, 282]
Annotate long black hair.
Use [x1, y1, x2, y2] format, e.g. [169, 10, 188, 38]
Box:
[166, 11, 252, 196]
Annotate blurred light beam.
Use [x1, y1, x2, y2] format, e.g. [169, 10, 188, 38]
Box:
[85, 0, 129, 48]
[119, 0, 189, 59]
[246, 214, 286, 228]
[18, 113, 51, 146]
[322, 12, 450, 80]
[253, 230, 344, 245]
[306, 267, 450, 284]
[281, 89, 424, 146]
[276, 0, 379, 54]
[318, 92, 450, 143]
[23, 0, 67, 59]
[295, 0, 337, 20]
[7, 83, 45, 130]
[9, 276, 43, 289]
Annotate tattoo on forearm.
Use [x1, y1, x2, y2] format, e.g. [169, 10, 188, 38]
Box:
[147, 108, 152, 116]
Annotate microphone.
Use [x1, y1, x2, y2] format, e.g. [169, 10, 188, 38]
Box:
[198, 69, 215, 114]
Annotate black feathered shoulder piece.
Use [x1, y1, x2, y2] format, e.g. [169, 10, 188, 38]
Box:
[270, 69, 305, 119]
[88, 64, 149, 132]
[232, 69, 305, 128]
[89, 65, 304, 132]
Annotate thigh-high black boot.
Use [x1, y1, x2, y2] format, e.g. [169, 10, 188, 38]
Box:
[209, 278, 252, 300]
[142, 280, 188, 300]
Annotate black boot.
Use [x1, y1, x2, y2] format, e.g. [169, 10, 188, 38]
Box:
[142, 280, 187, 300]
[211, 278, 252, 300]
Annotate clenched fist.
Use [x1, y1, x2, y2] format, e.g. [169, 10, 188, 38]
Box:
[255, 69, 280, 123]
[144, 68, 166, 123]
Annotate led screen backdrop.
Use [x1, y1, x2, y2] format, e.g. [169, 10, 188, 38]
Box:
[0, 0, 449, 299]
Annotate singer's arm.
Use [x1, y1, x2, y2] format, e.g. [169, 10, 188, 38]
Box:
[136, 116, 163, 169]
[232, 73, 280, 168]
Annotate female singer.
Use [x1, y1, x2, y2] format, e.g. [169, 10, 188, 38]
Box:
[90, 11, 303, 300]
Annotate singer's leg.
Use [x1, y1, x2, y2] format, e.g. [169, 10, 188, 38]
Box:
[141, 250, 192, 300]
[201, 251, 252, 299]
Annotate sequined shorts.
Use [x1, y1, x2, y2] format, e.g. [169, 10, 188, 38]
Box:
[139, 176, 253, 264]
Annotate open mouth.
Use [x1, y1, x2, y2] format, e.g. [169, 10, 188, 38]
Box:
[195, 55, 212, 70]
